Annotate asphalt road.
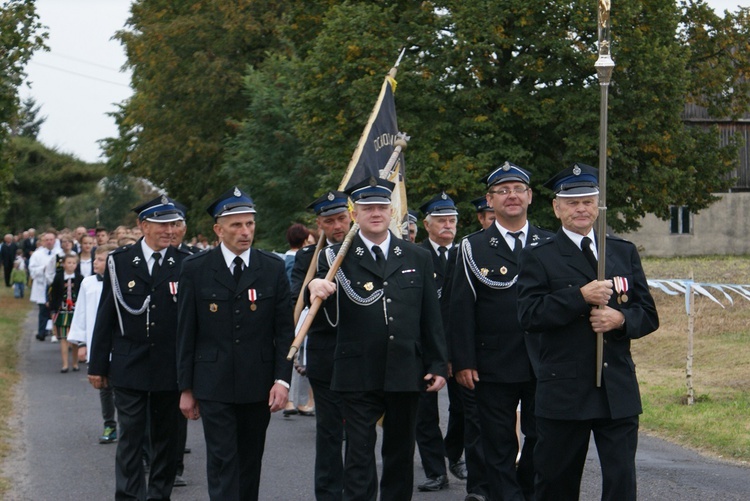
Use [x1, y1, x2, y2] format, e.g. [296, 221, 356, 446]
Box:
[4, 310, 749, 500]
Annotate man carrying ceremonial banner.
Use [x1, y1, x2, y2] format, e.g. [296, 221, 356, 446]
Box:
[337, 51, 409, 238]
[288, 50, 412, 358]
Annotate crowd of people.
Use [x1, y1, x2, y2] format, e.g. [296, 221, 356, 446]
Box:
[0, 161, 659, 501]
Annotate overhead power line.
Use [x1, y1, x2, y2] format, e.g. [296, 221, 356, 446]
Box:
[48, 51, 125, 72]
[29, 61, 131, 89]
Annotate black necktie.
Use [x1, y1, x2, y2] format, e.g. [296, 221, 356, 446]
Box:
[509, 231, 523, 257]
[581, 236, 598, 273]
[151, 253, 161, 284]
[372, 245, 385, 275]
[233, 256, 244, 283]
[437, 246, 448, 272]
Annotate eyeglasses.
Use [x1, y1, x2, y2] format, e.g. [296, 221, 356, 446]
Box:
[489, 187, 529, 196]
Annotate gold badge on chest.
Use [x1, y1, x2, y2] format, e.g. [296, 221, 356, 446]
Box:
[128, 280, 136, 289]
[364, 282, 374, 291]
[209, 303, 218, 313]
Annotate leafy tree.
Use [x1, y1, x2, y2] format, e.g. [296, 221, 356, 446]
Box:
[106, 1, 293, 236]
[222, 57, 318, 250]
[680, 1, 750, 119]
[3, 136, 105, 231]
[9, 95, 46, 138]
[0, 0, 46, 213]
[290, 0, 745, 236]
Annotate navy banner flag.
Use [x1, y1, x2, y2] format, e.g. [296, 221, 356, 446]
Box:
[338, 69, 408, 239]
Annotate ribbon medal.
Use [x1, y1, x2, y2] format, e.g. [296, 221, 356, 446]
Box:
[248, 289, 258, 311]
[614, 276, 629, 303]
[169, 281, 178, 302]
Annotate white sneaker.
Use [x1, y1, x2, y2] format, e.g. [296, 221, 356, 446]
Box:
[51, 335, 58, 343]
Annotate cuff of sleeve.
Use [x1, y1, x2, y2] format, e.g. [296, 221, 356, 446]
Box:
[274, 379, 290, 389]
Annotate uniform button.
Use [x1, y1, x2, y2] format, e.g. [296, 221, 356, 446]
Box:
[150, 322, 155, 326]
[151, 343, 155, 347]
[389, 335, 394, 340]
[386, 298, 392, 303]
[603, 362, 609, 368]
[388, 317, 394, 322]
[235, 310, 240, 314]
[151, 304, 156, 309]
[235, 325, 240, 329]
[383, 281, 388, 286]
[235, 339, 240, 344]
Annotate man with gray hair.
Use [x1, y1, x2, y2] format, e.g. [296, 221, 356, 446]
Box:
[28, 231, 56, 341]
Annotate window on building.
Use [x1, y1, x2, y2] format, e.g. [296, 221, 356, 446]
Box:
[670, 206, 691, 234]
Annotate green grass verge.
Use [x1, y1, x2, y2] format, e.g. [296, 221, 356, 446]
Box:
[0, 285, 32, 495]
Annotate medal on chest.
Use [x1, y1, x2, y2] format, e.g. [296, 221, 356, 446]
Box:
[248, 289, 257, 311]
[614, 276, 629, 303]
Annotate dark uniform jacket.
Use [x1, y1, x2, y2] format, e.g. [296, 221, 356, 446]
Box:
[419, 240, 458, 356]
[314, 232, 448, 392]
[516, 230, 659, 420]
[89, 240, 190, 391]
[291, 244, 338, 384]
[450, 223, 552, 382]
[48, 268, 84, 313]
[177, 246, 294, 403]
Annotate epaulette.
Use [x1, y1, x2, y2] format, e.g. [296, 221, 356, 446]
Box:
[606, 233, 630, 243]
[528, 237, 555, 250]
[111, 245, 131, 255]
[299, 244, 316, 254]
[256, 248, 285, 262]
[462, 228, 486, 240]
[184, 250, 209, 264]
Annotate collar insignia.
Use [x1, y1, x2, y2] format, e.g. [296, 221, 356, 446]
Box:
[132, 256, 141, 266]
[532, 234, 539, 241]
[393, 246, 402, 256]
[167, 257, 175, 266]
[489, 237, 499, 248]
[355, 247, 364, 256]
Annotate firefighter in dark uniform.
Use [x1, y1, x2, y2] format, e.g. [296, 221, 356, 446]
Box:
[450, 162, 553, 501]
[177, 187, 294, 501]
[290, 190, 352, 501]
[308, 177, 448, 501]
[517, 163, 659, 501]
[88, 195, 190, 501]
[414, 192, 468, 493]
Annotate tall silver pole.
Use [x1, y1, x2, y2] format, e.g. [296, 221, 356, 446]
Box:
[595, 0, 615, 388]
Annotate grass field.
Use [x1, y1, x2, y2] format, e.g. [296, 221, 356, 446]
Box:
[0, 285, 32, 493]
[639, 256, 750, 464]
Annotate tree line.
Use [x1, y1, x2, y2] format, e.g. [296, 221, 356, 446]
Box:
[3, 1, 750, 249]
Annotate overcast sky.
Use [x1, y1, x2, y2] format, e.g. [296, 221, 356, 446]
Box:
[20, 0, 747, 164]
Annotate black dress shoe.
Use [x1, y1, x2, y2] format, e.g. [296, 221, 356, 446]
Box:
[464, 494, 487, 501]
[417, 475, 449, 492]
[449, 459, 468, 480]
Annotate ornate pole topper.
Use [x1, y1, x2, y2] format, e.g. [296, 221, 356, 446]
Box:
[595, 0, 615, 388]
